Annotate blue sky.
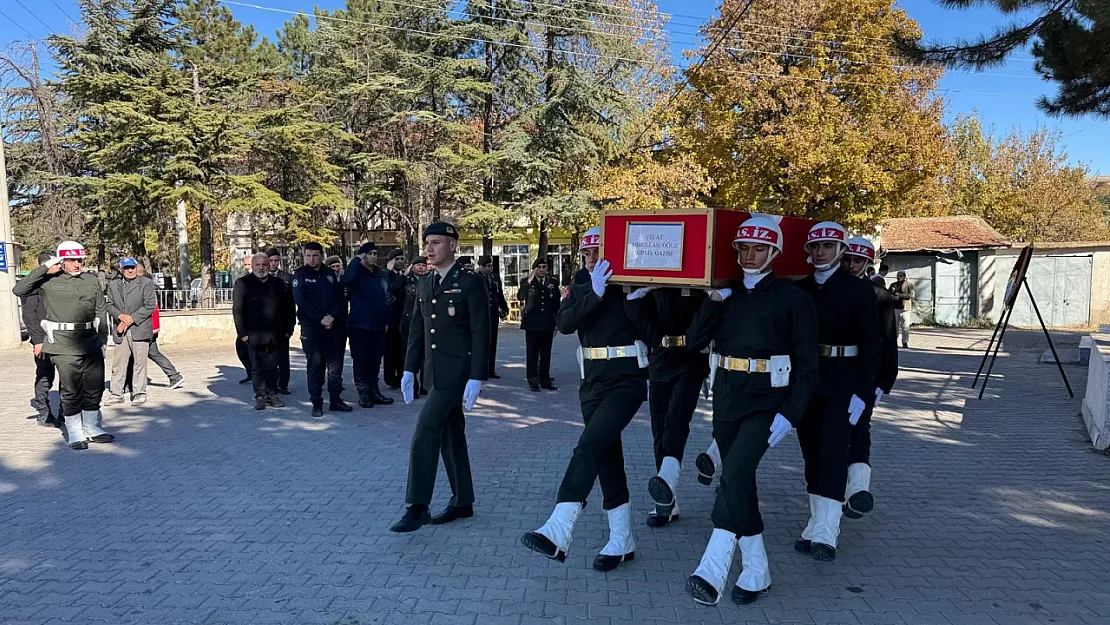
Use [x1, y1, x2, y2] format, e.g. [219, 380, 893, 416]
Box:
[3, 0, 1107, 172]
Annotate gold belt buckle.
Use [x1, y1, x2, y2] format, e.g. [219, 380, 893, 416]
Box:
[588, 347, 606, 359]
[662, 336, 685, 348]
[612, 346, 629, 358]
[819, 345, 833, 357]
[752, 359, 769, 373]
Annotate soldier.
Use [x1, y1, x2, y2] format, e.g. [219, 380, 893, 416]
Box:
[266, 248, 294, 395]
[477, 256, 509, 378]
[292, 242, 352, 418]
[14, 241, 114, 450]
[681, 217, 819, 606]
[517, 257, 560, 392]
[793, 222, 881, 562]
[383, 249, 408, 390]
[841, 238, 898, 519]
[401, 255, 429, 397]
[638, 286, 709, 527]
[21, 252, 59, 427]
[391, 223, 490, 532]
[520, 227, 657, 572]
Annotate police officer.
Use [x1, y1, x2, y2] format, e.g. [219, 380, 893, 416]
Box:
[401, 256, 429, 396]
[637, 286, 709, 527]
[292, 242, 353, 418]
[477, 256, 509, 378]
[793, 222, 881, 562]
[266, 248, 295, 395]
[521, 227, 657, 572]
[391, 222, 490, 533]
[682, 217, 819, 606]
[21, 252, 58, 427]
[14, 241, 114, 451]
[517, 257, 560, 392]
[841, 237, 898, 520]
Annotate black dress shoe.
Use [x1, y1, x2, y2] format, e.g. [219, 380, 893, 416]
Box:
[811, 543, 836, 561]
[88, 433, 114, 444]
[358, 394, 374, 408]
[732, 585, 769, 605]
[69, 440, 89, 451]
[530, 382, 541, 392]
[239, 377, 252, 385]
[520, 532, 565, 562]
[430, 504, 474, 525]
[389, 506, 430, 533]
[371, 390, 395, 405]
[277, 388, 292, 396]
[541, 383, 558, 391]
[311, 403, 324, 418]
[685, 574, 720, 606]
[645, 505, 679, 528]
[847, 490, 874, 515]
[695, 452, 716, 485]
[843, 503, 863, 520]
[794, 539, 812, 554]
[329, 398, 353, 412]
[254, 397, 267, 410]
[593, 551, 634, 572]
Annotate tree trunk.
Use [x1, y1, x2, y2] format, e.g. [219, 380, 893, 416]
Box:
[200, 203, 214, 299]
[482, 236, 493, 256]
[537, 27, 555, 266]
[482, 15, 497, 259]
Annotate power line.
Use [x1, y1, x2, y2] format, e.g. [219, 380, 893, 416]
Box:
[47, 0, 80, 25]
[12, 0, 56, 33]
[0, 8, 36, 39]
[723, 45, 1044, 80]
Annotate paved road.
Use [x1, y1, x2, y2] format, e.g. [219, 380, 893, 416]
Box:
[1, 327, 1107, 625]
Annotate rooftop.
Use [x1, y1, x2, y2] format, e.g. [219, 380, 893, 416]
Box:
[881, 216, 1010, 252]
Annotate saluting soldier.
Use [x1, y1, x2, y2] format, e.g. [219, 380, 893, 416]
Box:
[292, 242, 352, 418]
[840, 237, 898, 520]
[681, 217, 819, 606]
[477, 256, 509, 378]
[520, 227, 658, 572]
[14, 241, 115, 451]
[517, 257, 560, 392]
[793, 222, 881, 562]
[391, 222, 490, 533]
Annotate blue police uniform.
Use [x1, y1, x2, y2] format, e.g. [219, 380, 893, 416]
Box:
[292, 263, 349, 412]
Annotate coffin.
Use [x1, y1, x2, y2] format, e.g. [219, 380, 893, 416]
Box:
[599, 208, 817, 287]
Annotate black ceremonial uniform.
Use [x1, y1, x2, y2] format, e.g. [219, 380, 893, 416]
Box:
[517, 275, 560, 389]
[553, 269, 657, 510]
[403, 261, 491, 509]
[847, 281, 898, 470]
[291, 264, 347, 409]
[795, 268, 881, 503]
[647, 289, 710, 468]
[685, 275, 819, 536]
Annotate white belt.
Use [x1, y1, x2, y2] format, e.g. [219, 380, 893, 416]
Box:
[582, 345, 640, 360]
[47, 322, 95, 331]
[710, 353, 771, 373]
[819, 344, 859, 357]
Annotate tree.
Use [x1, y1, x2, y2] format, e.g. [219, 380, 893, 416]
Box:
[671, 0, 949, 231]
[899, 1, 1110, 118]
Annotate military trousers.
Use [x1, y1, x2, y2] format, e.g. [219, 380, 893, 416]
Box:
[556, 375, 646, 510]
[406, 387, 474, 507]
[711, 411, 774, 537]
[349, 327, 386, 397]
[647, 371, 703, 467]
[847, 405, 873, 466]
[797, 392, 854, 501]
[53, 352, 105, 417]
[488, 315, 500, 376]
[524, 330, 553, 384]
[32, 353, 56, 416]
[302, 331, 345, 403]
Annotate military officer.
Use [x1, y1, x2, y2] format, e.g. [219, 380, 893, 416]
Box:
[401, 255, 430, 396]
[383, 249, 408, 390]
[391, 222, 490, 533]
[793, 222, 881, 562]
[13, 241, 114, 451]
[681, 217, 819, 606]
[266, 248, 295, 395]
[477, 256, 509, 378]
[520, 227, 658, 572]
[292, 242, 352, 418]
[517, 257, 560, 392]
[840, 237, 898, 519]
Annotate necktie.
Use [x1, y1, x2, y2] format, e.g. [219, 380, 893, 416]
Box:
[433, 273, 441, 290]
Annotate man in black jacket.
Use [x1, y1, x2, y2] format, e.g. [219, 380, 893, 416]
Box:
[234, 252, 296, 410]
[391, 222, 490, 533]
[521, 227, 658, 573]
[478, 256, 509, 378]
[267, 248, 294, 395]
[383, 249, 407, 390]
[292, 242, 352, 417]
[517, 257, 560, 391]
[21, 251, 58, 426]
[342, 242, 395, 408]
[841, 238, 898, 520]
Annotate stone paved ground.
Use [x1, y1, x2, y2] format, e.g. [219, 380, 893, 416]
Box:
[1, 326, 1108, 625]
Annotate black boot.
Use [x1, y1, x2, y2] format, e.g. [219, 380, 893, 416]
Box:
[254, 396, 266, 410]
[389, 505, 430, 533]
[732, 585, 769, 605]
[810, 543, 836, 561]
[645, 503, 679, 528]
[266, 394, 284, 408]
[430, 504, 474, 525]
[311, 400, 324, 418]
[371, 389, 394, 405]
[329, 397, 353, 412]
[541, 381, 558, 391]
[794, 539, 812, 554]
[358, 391, 374, 408]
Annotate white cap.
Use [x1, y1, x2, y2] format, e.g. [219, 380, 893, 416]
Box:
[806, 221, 848, 246]
[57, 241, 87, 259]
[580, 226, 600, 250]
[844, 236, 876, 262]
[732, 216, 783, 252]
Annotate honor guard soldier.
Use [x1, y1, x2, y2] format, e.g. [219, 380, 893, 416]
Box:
[14, 241, 115, 450]
[520, 227, 658, 572]
[682, 217, 819, 606]
[477, 256, 510, 378]
[391, 222, 490, 533]
[517, 257, 560, 392]
[793, 222, 881, 562]
[266, 248, 295, 395]
[292, 242, 352, 418]
[841, 237, 898, 519]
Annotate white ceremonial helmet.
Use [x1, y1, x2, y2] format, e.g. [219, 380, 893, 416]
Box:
[732, 216, 783, 274]
[844, 237, 876, 262]
[805, 221, 848, 270]
[580, 226, 601, 250]
[57, 240, 88, 260]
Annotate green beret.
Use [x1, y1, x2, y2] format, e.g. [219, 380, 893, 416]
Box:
[423, 221, 459, 240]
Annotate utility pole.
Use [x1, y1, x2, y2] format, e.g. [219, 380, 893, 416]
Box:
[0, 119, 23, 348]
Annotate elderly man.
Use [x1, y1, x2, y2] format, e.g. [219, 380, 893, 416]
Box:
[106, 257, 158, 406]
[234, 252, 296, 410]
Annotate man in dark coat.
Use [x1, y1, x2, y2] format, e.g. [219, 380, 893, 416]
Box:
[477, 256, 509, 378]
[292, 242, 352, 417]
[21, 251, 58, 426]
[342, 242, 395, 408]
[267, 248, 294, 394]
[234, 252, 296, 410]
[383, 249, 408, 390]
[391, 222, 490, 533]
[517, 257, 560, 391]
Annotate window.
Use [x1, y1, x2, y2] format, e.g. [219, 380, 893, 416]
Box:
[547, 244, 574, 286]
[501, 245, 530, 288]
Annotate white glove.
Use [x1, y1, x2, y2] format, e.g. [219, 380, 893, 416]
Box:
[848, 394, 866, 425]
[401, 371, 415, 405]
[45, 256, 62, 268]
[874, 388, 884, 406]
[626, 286, 657, 300]
[707, 288, 732, 302]
[590, 259, 612, 298]
[463, 379, 482, 411]
[767, 413, 792, 447]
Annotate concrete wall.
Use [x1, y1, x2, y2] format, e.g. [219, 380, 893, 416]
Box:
[155, 311, 299, 346]
[1082, 333, 1110, 450]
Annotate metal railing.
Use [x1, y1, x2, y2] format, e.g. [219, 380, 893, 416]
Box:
[156, 288, 234, 311]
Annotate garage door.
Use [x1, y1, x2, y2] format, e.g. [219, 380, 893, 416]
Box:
[934, 256, 975, 325]
[1009, 255, 1092, 327]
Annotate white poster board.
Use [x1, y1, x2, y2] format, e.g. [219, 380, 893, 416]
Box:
[624, 222, 684, 271]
